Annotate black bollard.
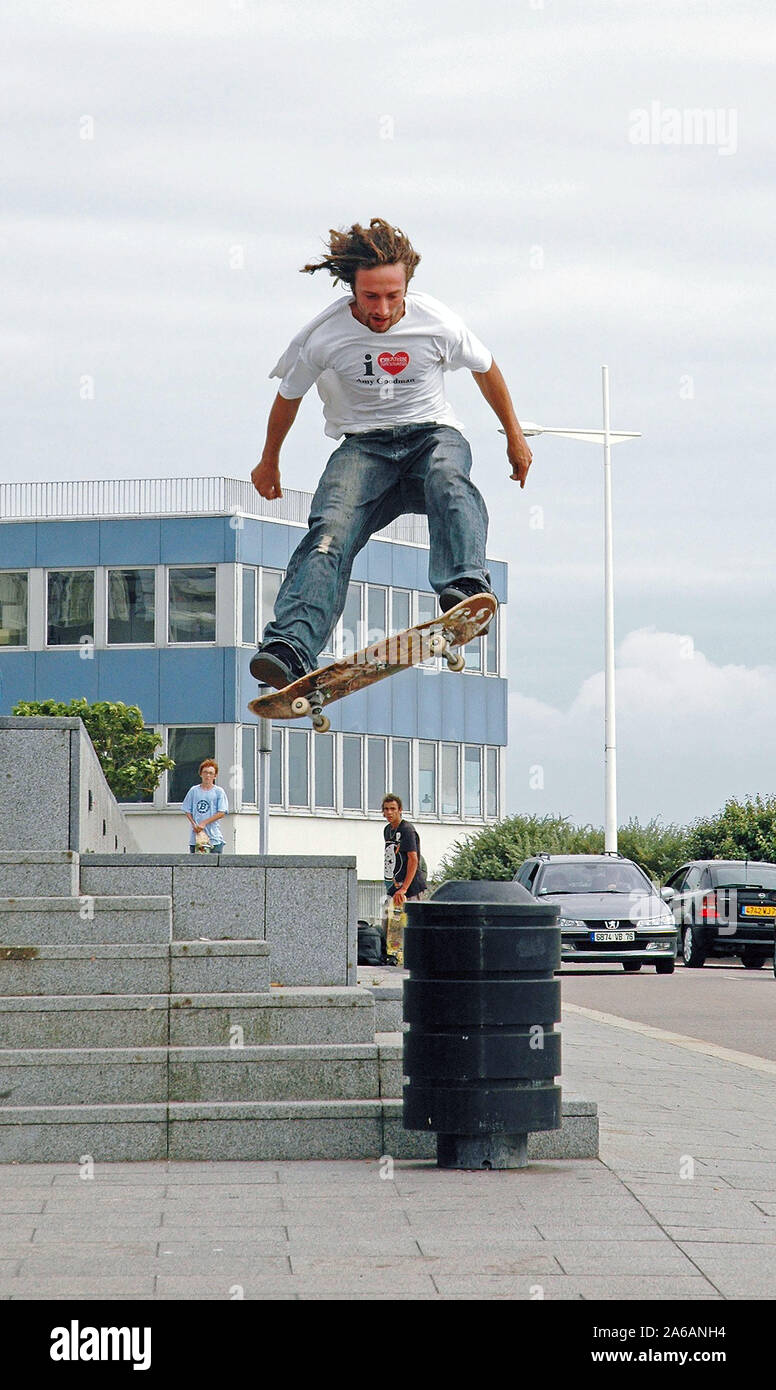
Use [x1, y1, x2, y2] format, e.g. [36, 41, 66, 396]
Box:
[402, 880, 561, 1169]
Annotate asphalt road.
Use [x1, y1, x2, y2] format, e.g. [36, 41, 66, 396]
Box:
[561, 958, 776, 1061]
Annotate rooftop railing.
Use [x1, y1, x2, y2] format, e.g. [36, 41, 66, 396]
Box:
[0, 477, 431, 547]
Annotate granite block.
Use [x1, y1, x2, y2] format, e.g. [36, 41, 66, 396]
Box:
[169, 941, 271, 994]
[168, 1100, 384, 1160]
[79, 865, 174, 898]
[0, 896, 172, 946]
[0, 853, 79, 898]
[0, 1105, 168, 1163]
[376, 1039, 403, 1098]
[0, 995, 169, 1048]
[168, 988, 375, 1047]
[265, 867, 349, 987]
[172, 865, 266, 941]
[0, 728, 72, 851]
[0, 943, 170, 995]
[0, 1049, 168, 1106]
[167, 1045, 380, 1102]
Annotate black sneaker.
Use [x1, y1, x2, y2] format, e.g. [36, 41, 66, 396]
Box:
[439, 578, 493, 613]
[250, 641, 308, 689]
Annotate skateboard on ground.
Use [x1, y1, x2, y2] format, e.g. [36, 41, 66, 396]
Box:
[248, 593, 498, 732]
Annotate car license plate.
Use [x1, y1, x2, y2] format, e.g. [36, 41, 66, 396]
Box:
[741, 905, 776, 917]
[591, 930, 635, 942]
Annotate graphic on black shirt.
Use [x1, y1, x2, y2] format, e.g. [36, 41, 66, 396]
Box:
[383, 819, 427, 897]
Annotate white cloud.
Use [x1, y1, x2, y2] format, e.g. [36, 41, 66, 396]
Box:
[507, 628, 776, 825]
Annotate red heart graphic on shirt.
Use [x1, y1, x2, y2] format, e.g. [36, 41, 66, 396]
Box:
[377, 351, 410, 376]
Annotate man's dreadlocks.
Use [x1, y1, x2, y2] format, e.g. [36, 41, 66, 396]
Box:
[301, 218, 421, 290]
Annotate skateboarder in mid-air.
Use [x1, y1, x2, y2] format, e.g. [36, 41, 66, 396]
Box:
[249, 217, 533, 690]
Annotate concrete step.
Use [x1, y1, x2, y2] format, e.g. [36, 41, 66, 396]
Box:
[0, 1044, 381, 1106]
[0, 896, 172, 945]
[0, 944, 169, 996]
[0, 852, 79, 898]
[382, 1097, 600, 1161]
[0, 996, 170, 1048]
[169, 988, 376, 1046]
[0, 986, 376, 1048]
[0, 1100, 392, 1162]
[366, 984, 403, 1032]
[0, 941, 271, 995]
[0, 1095, 599, 1163]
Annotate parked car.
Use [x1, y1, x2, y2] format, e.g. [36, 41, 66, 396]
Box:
[662, 860, 776, 968]
[513, 853, 677, 971]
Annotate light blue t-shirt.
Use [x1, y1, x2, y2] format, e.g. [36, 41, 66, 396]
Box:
[182, 784, 228, 847]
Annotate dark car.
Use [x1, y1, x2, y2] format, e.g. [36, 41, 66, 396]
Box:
[513, 853, 677, 972]
[663, 860, 776, 968]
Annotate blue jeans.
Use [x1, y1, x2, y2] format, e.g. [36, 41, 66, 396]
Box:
[261, 424, 489, 670]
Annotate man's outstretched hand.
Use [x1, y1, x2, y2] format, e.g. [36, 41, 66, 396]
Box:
[507, 434, 533, 488]
[251, 457, 283, 500]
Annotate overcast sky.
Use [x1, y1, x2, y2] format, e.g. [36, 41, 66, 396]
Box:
[3, 0, 774, 827]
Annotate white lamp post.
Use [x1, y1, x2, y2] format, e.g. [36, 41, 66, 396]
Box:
[502, 367, 640, 852]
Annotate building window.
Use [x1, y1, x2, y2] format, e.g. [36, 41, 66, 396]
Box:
[418, 741, 437, 816]
[464, 745, 482, 818]
[47, 570, 94, 646]
[367, 586, 387, 645]
[390, 738, 411, 814]
[390, 588, 411, 636]
[340, 582, 362, 657]
[107, 569, 155, 645]
[288, 728, 309, 807]
[367, 736, 387, 811]
[314, 732, 335, 808]
[241, 567, 257, 646]
[441, 743, 459, 816]
[417, 592, 437, 666]
[486, 746, 499, 818]
[464, 635, 482, 672]
[343, 733, 362, 809]
[0, 572, 28, 647]
[269, 727, 283, 805]
[485, 610, 498, 675]
[167, 726, 215, 803]
[259, 568, 283, 642]
[168, 567, 216, 643]
[241, 725, 256, 804]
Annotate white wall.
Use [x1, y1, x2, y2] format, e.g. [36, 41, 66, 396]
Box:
[124, 808, 481, 877]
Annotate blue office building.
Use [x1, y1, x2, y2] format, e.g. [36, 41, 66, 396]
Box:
[0, 478, 507, 879]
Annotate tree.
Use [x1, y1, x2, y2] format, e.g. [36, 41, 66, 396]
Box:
[686, 795, 776, 862]
[12, 698, 174, 803]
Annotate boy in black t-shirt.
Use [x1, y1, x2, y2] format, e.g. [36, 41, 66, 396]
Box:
[382, 794, 428, 906]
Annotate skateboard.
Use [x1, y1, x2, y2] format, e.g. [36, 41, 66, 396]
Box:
[248, 593, 498, 732]
[385, 900, 407, 968]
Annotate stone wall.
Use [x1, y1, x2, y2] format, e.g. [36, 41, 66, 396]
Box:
[0, 716, 137, 854]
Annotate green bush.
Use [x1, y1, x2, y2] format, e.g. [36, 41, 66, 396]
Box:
[12, 698, 174, 803]
[437, 814, 603, 882]
[437, 813, 691, 884]
[686, 795, 776, 862]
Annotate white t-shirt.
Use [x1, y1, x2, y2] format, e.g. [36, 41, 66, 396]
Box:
[270, 291, 492, 440]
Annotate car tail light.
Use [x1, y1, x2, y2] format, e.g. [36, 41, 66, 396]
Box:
[701, 893, 718, 921]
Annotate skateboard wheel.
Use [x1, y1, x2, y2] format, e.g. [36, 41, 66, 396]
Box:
[312, 713, 331, 733]
[446, 651, 466, 672]
[291, 696, 312, 717]
[428, 633, 449, 655]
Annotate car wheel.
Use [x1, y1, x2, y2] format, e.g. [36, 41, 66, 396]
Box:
[655, 958, 675, 975]
[682, 925, 706, 968]
[740, 951, 766, 969]
[622, 961, 642, 972]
